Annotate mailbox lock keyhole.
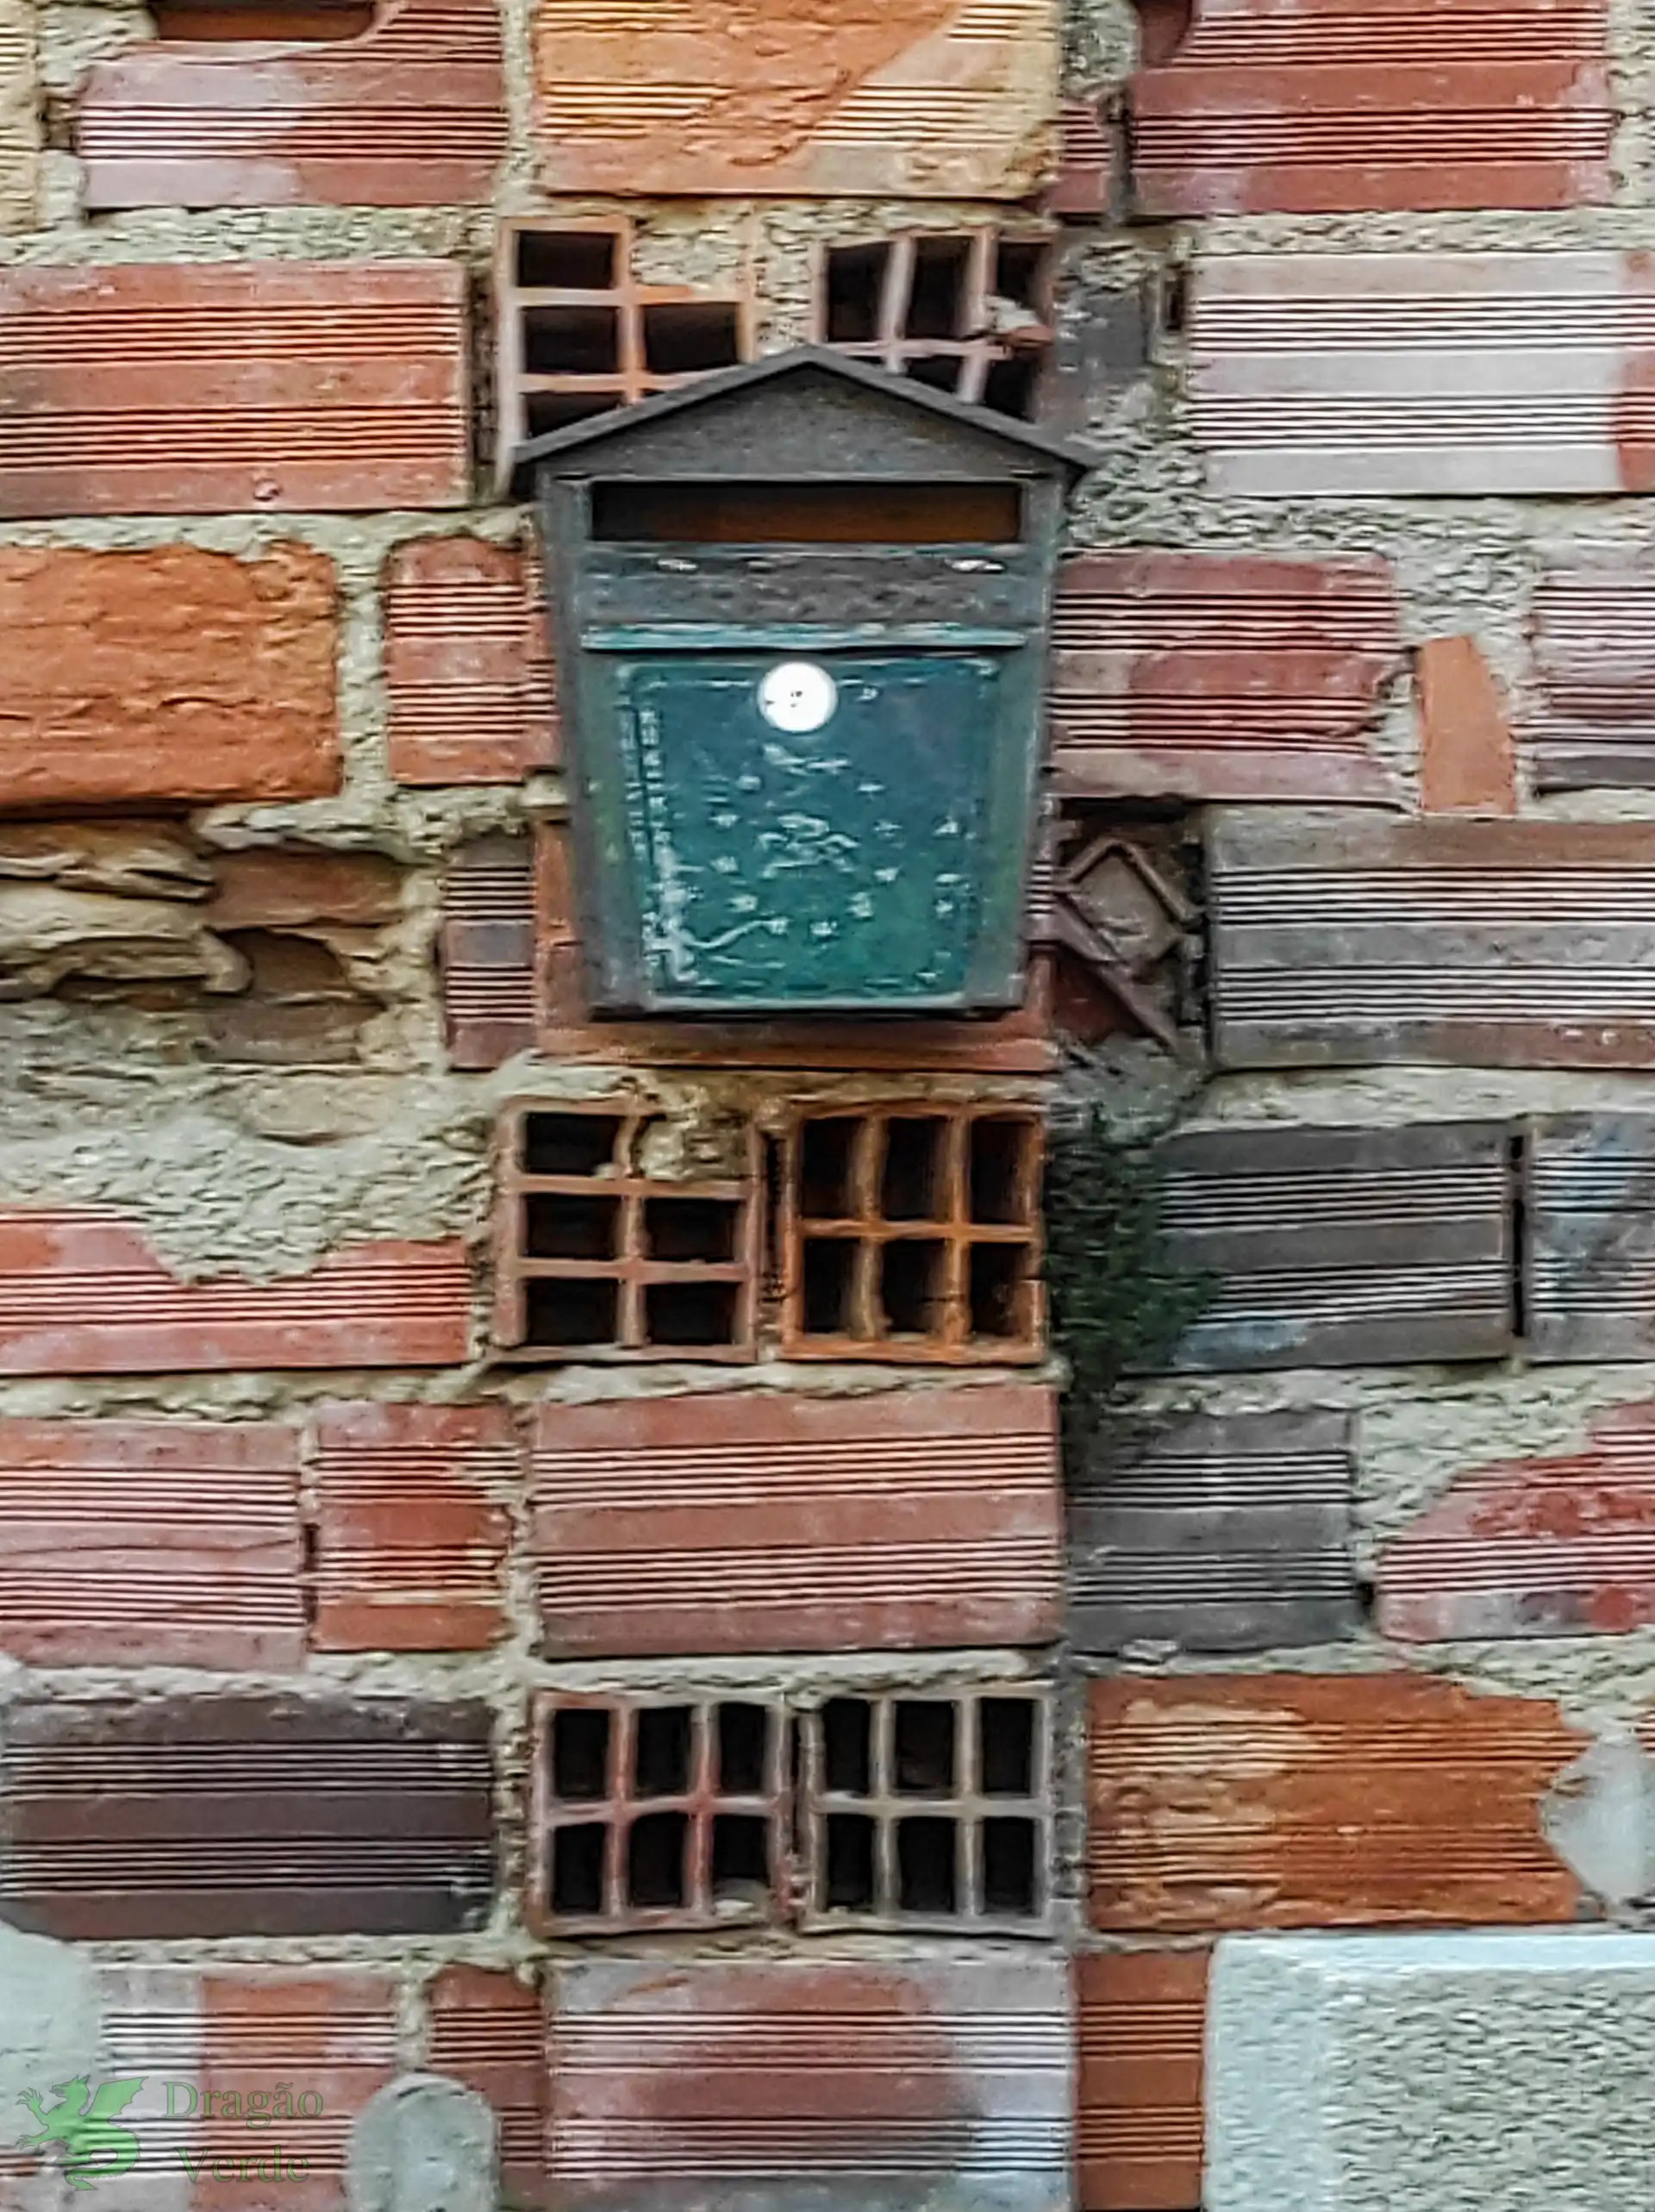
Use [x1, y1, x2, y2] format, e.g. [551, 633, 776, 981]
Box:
[757, 660, 838, 734]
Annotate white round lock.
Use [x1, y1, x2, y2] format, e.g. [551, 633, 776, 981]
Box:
[756, 660, 837, 734]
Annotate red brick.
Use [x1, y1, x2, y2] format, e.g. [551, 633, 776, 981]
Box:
[1416, 634, 1517, 815]
[426, 1965, 546, 2196]
[0, 1211, 471, 1372]
[1128, 0, 1613, 216]
[1378, 1400, 1655, 1640]
[0, 1417, 303, 1668]
[0, 542, 339, 809]
[1077, 1948, 1207, 2212]
[311, 1401, 515, 1652]
[1527, 549, 1655, 790]
[77, 0, 505, 210]
[0, 261, 469, 516]
[1087, 1673, 1585, 1932]
[533, 0, 1059, 198]
[1046, 96, 1111, 216]
[1051, 552, 1402, 803]
[384, 536, 558, 786]
[205, 847, 403, 930]
[531, 1382, 1060, 1656]
[546, 1958, 1071, 2205]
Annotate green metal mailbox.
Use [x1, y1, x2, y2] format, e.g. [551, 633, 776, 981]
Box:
[520, 347, 1089, 1017]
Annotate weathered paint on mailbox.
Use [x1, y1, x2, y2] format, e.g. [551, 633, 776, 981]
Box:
[520, 348, 1086, 1016]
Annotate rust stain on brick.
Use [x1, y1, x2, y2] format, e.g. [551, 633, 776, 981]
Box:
[0, 1210, 471, 1372]
[1416, 634, 1518, 815]
[1051, 552, 1402, 805]
[534, 0, 1059, 199]
[1379, 1400, 1655, 1640]
[428, 1966, 546, 2196]
[312, 1400, 515, 1653]
[0, 1417, 303, 1670]
[1087, 1673, 1586, 1932]
[385, 536, 559, 785]
[0, 1695, 496, 1940]
[0, 543, 339, 809]
[1127, 0, 1614, 216]
[531, 1382, 1060, 1655]
[1077, 1948, 1208, 2212]
[546, 1957, 1071, 2205]
[0, 261, 469, 516]
[77, 0, 506, 209]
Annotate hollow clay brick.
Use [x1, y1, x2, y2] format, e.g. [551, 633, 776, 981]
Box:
[426, 1965, 546, 2196]
[0, 543, 340, 809]
[0, 1211, 471, 1373]
[204, 847, 403, 931]
[0, 261, 469, 516]
[77, 0, 506, 210]
[1415, 634, 1518, 815]
[0, 0, 38, 234]
[384, 537, 558, 785]
[1077, 1948, 1208, 2212]
[1088, 1673, 1587, 1932]
[533, 0, 1060, 199]
[0, 1417, 303, 1670]
[311, 1401, 515, 1653]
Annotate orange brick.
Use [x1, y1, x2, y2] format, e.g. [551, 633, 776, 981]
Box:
[311, 1401, 515, 1652]
[384, 536, 558, 785]
[0, 1211, 472, 1372]
[0, 543, 339, 808]
[1087, 1673, 1585, 1932]
[1416, 634, 1519, 814]
[427, 1965, 546, 2196]
[0, 1417, 303, 1668]
[0, 260, 469, 516]
[1077, 1948, 1208, 2212]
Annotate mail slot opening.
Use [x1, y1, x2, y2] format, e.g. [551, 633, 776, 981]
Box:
[588, 478, 1023, 545]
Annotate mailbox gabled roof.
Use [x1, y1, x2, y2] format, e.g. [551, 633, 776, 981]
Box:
[512, 343, 1096, 478]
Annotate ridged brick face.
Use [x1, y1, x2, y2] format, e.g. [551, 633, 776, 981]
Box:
[1127, 0, 1614, 215]
[532, 0, 1060, 198]
[1077, 1948, 1208, 2212]
[0, 544, 340, 809]
[0, 0, 37, 233]
[426, 1967, 547, 2196]
[384, 535, 558, 785]
[0, 261, 470, 516]
[76, 0, 507, 210]
[1087, 1675, 1586, 1932]
[1527, 548, 1655, 790]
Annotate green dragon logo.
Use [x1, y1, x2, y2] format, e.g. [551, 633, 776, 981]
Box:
[17, 2077, 146, 2190]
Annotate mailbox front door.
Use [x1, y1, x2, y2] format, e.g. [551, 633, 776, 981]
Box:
[598, 648, 1026, 1013]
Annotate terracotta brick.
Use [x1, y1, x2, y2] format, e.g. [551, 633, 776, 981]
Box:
[1416, 634, 1517, 815]
[426, 1966, 546, 2196]
[1087, 1673, 1586, 1932]
[384, 537, 558, 785]
[1128, 0, 1613, 216]
[1, 1695, 496, 1940]
[1046, 96, 1110, 216]
[1051, 551, 1401, 803]
[0, 261, 469, 516]
[204, 847, 402, 930]
[0, 1211, 471, 1373]
[94, 1962, 401, 2209]
[1527, 548, 1655, 790]
[0, 1417, 303, 1669]
[77, 0, 505, 209]
[311, 1401, 515, 1652]
[1077, 1948, 1207, 2212]
[1378, 1400, 1655, 1640]
[0, 0, 39, 234]
[533, 0, 1059, 199]
[531, 1382, 1060, 1656]
[0, 543, 339, 809]
[546, 1957, 1071, 2208]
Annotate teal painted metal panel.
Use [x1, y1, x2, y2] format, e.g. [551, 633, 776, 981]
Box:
[600, 650, 1018, 1011]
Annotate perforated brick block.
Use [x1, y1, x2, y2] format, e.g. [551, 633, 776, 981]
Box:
[0, 1212, 471, 1373]
[0, 260, 470, 516]
[0, 542, 339, 809]
[77, 0, 506, 209]
[311, 1401, 515, 1653]
[384, 536, 558, 784]
[0, 1418, 303, 1669]
[530, 1382, 1061, 1655]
